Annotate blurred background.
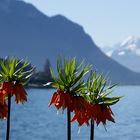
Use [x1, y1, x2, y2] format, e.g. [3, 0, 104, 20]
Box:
[0, 0, 140, 140]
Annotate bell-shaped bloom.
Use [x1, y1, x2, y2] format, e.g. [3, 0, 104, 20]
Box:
[70, 96, 88, 112]
[0, 82, 14, 104]
[0, 102, 8, 119]
[0, 82, 14, 94]
[71, 96, 91, 126]
[13, 83, 27, 104]
[94, 105, 115, 125]
[71, 109, 91, 126]
[71, 111, 85, 126]
[0, 89, 6, 105]
[49, 89, 72, 110]
[71, 103, 115, 126]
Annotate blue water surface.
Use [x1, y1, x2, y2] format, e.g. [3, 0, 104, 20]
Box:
[0, 86, 140, 140]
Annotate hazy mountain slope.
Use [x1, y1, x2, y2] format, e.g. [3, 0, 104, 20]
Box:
[0, 0, 140, 84]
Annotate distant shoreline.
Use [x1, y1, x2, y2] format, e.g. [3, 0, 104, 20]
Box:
[26, 83, 140, 89]
[26, 84, 54, 89]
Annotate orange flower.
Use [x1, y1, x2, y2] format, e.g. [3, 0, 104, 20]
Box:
[0, 102, 8, 119]
[71, 96, 88, 112]
[71, 102, 115, 126]
[71, 109, 91, 126]
[71, 96, 91, 126]
[71, 111, 85, 126]
[0, 90, 6, 105]
[0, 82, 14, 94]
[95, 105, 115, 126]
[13, 83, 27, 104]
[49, 89, 72, 111]
[0, 82, 14, 104]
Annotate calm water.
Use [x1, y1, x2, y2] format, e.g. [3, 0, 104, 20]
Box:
[0, 86, 140, 140]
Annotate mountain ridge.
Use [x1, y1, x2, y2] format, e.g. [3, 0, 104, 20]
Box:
[0, 0, 140, 84]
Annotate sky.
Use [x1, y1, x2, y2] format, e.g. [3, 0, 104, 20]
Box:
[24, 0, 140, 48]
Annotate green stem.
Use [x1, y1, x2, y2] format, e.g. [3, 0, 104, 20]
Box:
[6, 94, 11, 140]
[90, 119, 94, 140]
[67, 108, 71, 140]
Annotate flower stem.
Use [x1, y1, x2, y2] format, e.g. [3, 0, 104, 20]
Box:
[67, 109, 71, 140]
[6, 94, 11, 140]
[90, 119, 94, 140]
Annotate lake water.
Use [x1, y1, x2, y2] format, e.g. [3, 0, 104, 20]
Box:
[0, 86, 140, 140]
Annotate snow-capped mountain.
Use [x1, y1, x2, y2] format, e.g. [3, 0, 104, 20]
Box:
[117, 36, 140, 56]
[102, 36, 140, 72]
